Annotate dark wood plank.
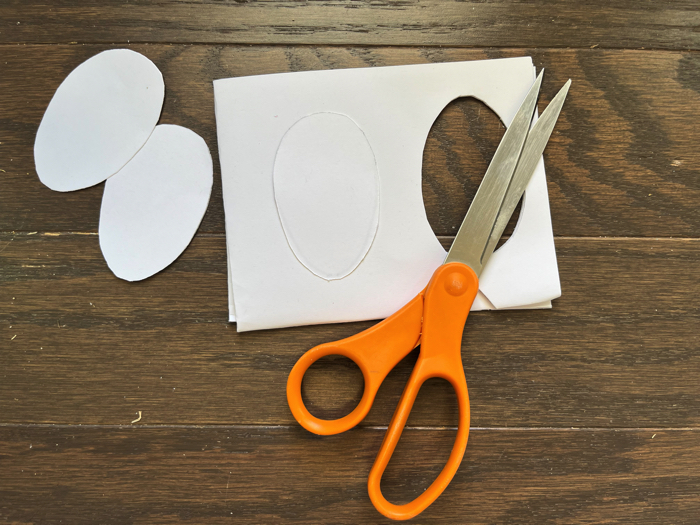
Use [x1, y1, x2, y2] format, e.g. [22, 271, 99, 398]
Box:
[2, 45, 699, 237]
[2, 2, 696, 524]
[2, 233, 698, 427]
[1, 424, 698, 524]
[2, 1, 700, 50]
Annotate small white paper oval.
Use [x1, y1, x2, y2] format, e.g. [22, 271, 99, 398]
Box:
[99, 124, 213, 281]
[34, 49, 164, 192]
[273, 112, 380, 281]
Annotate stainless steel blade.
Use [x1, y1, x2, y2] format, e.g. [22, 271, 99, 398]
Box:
[444, 70, 543, 274]
[479, 79, 571, 267]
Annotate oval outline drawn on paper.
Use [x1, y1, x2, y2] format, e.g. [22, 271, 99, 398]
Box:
[273, 112, 380, 281]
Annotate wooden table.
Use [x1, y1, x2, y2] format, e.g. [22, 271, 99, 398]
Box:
[1, 2, 699, 523]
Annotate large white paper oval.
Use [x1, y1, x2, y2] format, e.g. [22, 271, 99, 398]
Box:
[99, 125, 213, 281]
[35, 49, 164, 192]
[273, 112, 380, 281]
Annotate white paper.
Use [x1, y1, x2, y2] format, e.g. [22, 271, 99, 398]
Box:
[35, 49, 164, 192]
[214, 57, 561, 331]
[99, 124, 213, 281]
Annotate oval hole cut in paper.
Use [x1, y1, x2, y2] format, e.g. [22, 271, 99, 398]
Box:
[34, 49, 164, 192]
[273, 112, 380, 281]
[422, 96, 508, 238]
[99, 124, 213, 282]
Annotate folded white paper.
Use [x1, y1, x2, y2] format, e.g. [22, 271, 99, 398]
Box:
[214, 57, 561, 332]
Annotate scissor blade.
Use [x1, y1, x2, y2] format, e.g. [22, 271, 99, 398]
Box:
[480, 79, 571, 265]
[444, 71, 543, 274]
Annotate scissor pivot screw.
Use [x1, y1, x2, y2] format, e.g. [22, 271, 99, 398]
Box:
[444, 272, 469, 296]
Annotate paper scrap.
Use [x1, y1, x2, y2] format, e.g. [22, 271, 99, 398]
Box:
[99, 124, 213, 281]
[34, 49, 164, 192]
[214, 57, 561, 331]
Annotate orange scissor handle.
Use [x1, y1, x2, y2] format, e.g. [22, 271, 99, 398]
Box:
[368, 262, 478, 520]
[287, 292, 424, 435]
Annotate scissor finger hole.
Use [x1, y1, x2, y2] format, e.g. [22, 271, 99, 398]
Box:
[301, 355, 365, 420]
[381, 378, 458, 505]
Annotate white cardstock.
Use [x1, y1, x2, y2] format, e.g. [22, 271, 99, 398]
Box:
[35, 49, 165, 192]
[214, 57, 561, 331]
[99, 124, 213, 281]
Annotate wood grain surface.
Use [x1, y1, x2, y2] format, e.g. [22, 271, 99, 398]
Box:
[1, 425, 698, 524]
[2, 1, 700, 50]
[1, 1, 699, 523]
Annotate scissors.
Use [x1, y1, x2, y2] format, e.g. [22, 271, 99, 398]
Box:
[287, 71, 571, 520]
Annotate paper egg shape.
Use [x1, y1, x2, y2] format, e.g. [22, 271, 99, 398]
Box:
[273, 112, 380, 281]
[99, 125, 213, 281]
[35, 49, 164, 192]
